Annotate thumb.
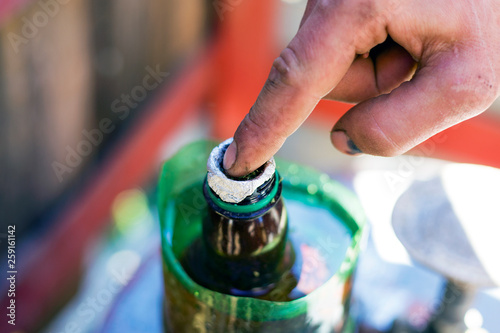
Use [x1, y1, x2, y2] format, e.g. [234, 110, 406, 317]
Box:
[330, 52, 497, 156]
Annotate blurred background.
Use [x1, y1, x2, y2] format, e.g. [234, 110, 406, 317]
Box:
[1, 0, 500, 332]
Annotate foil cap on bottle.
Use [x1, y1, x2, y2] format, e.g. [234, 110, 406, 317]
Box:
[207, 138, 276, 204]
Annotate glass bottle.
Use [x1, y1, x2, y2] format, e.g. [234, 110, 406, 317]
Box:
[181, 141, 298, 300]
[159, 140, 366, 333]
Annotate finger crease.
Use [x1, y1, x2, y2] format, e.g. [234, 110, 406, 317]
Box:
[370, 112, 402, 152]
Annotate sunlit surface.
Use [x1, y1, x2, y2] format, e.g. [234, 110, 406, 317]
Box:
[351, 159, 500, 332]
[442, 164, 500, 286]
[465, 308, 484, 329]
[353, 170, 411, 265]
[106, 250, 141, 285]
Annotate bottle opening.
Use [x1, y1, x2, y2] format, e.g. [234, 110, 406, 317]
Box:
[206, 138, 276, 204]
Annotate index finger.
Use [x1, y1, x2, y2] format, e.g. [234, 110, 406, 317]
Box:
[223, 1, 386, 176]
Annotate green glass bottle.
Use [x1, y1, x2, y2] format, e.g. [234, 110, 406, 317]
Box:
[159, 140, 365, 332]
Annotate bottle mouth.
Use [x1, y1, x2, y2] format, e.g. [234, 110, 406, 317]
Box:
[204, 172, 281, 215]
[206, 138, 276, 204]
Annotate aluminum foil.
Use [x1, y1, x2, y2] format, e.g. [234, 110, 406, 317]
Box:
[207, 138, 276, 203]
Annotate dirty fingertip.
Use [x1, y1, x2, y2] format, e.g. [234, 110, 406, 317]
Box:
[330, 130, 363, 156]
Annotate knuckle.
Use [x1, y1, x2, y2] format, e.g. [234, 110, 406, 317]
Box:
[315, 0, 335, 12]
[269, 47, 303, 89]
[238, 112, 263, 137]
[240, 111, 275, 144]
[246, 105, 286, 143]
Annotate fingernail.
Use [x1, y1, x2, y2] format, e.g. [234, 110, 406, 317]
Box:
[331, 130, 363, 155]
[223, 141, 237, 170]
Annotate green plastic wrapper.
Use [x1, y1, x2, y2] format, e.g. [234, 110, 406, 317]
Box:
[158, 141, 366, 332]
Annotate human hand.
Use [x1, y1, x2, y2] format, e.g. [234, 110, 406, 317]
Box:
[223, 0, 500, 177]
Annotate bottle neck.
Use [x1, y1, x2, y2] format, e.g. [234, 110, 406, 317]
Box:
[202, 173, 291, 294]
[204, 170, 280, 218]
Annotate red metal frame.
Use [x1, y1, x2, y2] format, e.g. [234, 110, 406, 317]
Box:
[209, 0, 279, 139]
[418, 114, 500, 168]
[0, 46, 216, 332]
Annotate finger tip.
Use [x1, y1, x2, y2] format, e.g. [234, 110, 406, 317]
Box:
[223, 141, 237, 171]
[331, 130, 363, 156]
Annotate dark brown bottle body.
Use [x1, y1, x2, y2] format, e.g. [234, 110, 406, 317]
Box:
[181, 176, 298, 300]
